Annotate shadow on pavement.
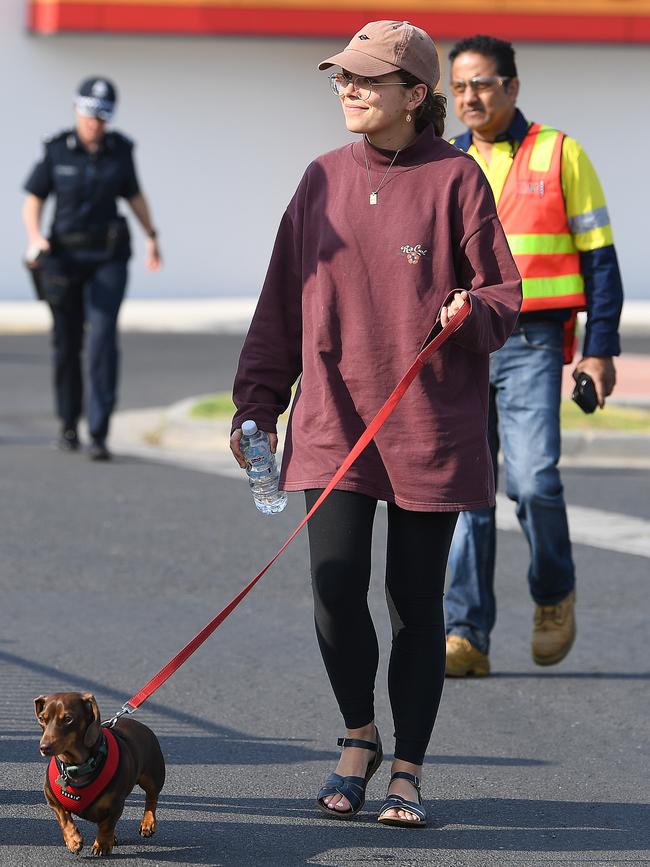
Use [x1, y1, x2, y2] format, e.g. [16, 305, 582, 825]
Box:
[0, 649, 559, 774]
[0, 735, 337, 767]
[0, 797, 648, 863]
[0, 733, 551, 768]
[491, 671, 650, 679]
[0, 647, 275, 738]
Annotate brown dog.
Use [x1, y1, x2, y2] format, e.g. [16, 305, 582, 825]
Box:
[35, 692, 165, 856]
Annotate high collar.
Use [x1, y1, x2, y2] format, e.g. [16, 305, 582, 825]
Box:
[454, 108, 530, 153]
[68, 129, 106, 154]
[494, 108, 530, 147]
[351, 124, 438, 171]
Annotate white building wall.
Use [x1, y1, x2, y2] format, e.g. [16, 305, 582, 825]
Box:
[1, 0, 647, 301]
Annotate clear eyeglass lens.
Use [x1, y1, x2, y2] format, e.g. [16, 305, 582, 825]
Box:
[330, 74, 372, 99]
[451, 76, 507, 95]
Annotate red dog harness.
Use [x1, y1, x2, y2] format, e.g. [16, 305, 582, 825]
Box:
[48, 727, 120, 814]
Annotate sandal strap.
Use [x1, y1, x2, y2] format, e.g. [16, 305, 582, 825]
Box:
[337, 736, 378, 751]
[378, 794, 427, 823]
[317, 773, 366, 812]
[390, 771, 421, 793]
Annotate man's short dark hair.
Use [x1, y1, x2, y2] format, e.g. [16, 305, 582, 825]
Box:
[449, 35, 518, 79]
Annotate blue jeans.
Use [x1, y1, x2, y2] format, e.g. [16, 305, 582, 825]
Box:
[445, 321, 576, 654]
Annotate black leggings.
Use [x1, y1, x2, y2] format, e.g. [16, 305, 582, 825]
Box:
[305, 489, 458, 766]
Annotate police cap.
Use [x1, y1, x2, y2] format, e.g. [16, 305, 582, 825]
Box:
[75, 77, 117, 121]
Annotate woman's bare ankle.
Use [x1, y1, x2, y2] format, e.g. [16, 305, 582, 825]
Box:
[346, 722, 376, 741]
[391, 758, 421, 777]
[388, 759, 423, 799]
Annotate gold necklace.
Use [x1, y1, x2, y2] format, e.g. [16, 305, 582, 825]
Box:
[362, 136, 401, 206]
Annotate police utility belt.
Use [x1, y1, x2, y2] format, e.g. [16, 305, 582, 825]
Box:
[26, 218, 129, 305]
[52, 217, 128, 256]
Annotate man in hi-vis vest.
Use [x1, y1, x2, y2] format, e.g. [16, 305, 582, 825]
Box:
[445, 35, 623, 676]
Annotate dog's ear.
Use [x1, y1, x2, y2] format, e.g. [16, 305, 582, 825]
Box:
[82, 693, 101, 748]
[34, 696, 48, 722]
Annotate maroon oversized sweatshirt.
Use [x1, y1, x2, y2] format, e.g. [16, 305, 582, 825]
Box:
[232, 127, 522, 511]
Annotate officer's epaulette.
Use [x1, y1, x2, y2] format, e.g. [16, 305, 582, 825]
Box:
[42, 129, 73, 147]
[105, 130, 134, 149]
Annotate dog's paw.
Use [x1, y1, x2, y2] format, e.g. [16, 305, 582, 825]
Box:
[91, 835, 115, 857]
[139, 814, 157, 837]
[64, 828, 83, 853]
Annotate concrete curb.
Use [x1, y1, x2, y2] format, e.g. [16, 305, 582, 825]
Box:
[110, 395, 650, 471]
[561, 429, 650, 465]
[0, 298, 257, 334]
[3, 297, 650, 334]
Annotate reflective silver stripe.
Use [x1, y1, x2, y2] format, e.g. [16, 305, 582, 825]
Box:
[74, 96, 115, 120]
[568, 206, 610, 234]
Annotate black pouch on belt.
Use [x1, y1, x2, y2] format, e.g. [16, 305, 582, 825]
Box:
[39, 256, 78, 308]
[105, 217, 130, 257]
[24, 250, 48, 301]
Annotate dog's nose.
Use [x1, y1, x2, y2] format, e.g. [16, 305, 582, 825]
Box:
[39, 740, 54, 756]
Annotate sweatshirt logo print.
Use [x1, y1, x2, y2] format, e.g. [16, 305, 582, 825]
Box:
[401, 244, 428, 265]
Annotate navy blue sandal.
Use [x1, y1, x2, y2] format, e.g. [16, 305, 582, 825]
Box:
[377, 771, 427, 827]
[316, 728, 383, 819]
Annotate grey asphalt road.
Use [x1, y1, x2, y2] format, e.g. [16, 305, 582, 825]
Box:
[1, 332, 649, 866]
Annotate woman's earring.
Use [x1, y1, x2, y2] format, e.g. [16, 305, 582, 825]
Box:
[406, 113, 412, 123]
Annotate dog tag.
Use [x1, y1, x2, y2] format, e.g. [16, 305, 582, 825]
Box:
[55, 774, 68, 789]
[369, 192, 378, 205]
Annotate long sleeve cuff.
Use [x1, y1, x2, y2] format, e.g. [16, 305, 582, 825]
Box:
[581, 246, 623, 357]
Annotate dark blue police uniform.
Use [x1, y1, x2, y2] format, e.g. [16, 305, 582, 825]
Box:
[24, 128, 141, 445]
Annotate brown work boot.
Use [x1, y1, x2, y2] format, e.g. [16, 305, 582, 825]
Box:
[532, 589, 576, 666]
[445, 635, 490, 677]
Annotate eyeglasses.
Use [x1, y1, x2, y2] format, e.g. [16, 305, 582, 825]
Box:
[329, 72, 409, 100]
[450, 76, 511, 95]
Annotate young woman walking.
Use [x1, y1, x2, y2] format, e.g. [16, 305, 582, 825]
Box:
[231, 20, 521, 827]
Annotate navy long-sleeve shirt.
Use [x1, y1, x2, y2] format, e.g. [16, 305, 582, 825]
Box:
[451, 109, 623, 357]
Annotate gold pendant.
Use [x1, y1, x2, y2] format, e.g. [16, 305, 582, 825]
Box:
[369, 192, 378, 205]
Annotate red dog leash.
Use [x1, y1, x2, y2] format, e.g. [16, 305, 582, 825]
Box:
[106, 305, 470, 725]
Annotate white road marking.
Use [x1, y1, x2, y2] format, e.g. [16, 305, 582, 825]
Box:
[496, 493, 650, 559]
[110, 411, 650, 561]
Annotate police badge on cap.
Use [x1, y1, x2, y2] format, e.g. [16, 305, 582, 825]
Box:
[75, 77, 117, 121]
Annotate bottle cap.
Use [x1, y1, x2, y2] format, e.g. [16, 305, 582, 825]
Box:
[241, 420, 258, 436]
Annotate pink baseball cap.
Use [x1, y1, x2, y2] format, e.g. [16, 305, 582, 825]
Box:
[318, 20, 440, 89]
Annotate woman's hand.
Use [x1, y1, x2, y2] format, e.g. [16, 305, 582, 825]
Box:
[145, 238, 162, 272]
[230, 429, 278, 468]
[230, 429, 246, 468]
[440, 290, 469, 328]
[25, 236, 50, 268]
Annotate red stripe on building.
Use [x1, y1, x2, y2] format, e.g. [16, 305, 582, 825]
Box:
[27, 5, 650, 43]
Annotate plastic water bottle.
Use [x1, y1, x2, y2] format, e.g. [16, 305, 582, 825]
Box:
[240, 420, 287, 514]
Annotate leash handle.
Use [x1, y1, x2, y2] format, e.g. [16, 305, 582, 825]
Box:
[124, 305, 470, 712]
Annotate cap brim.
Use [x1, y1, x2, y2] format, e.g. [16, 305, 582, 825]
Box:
[76, 108, 114, 121]
[318, 48, 401, 77]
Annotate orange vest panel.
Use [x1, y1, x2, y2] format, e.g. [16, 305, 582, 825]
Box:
[498, 123, 586, 314]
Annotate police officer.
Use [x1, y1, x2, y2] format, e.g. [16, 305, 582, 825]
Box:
[22, 76, 161, 460]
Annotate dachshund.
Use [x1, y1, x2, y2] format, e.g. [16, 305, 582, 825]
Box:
[35, 692, 165, 856]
